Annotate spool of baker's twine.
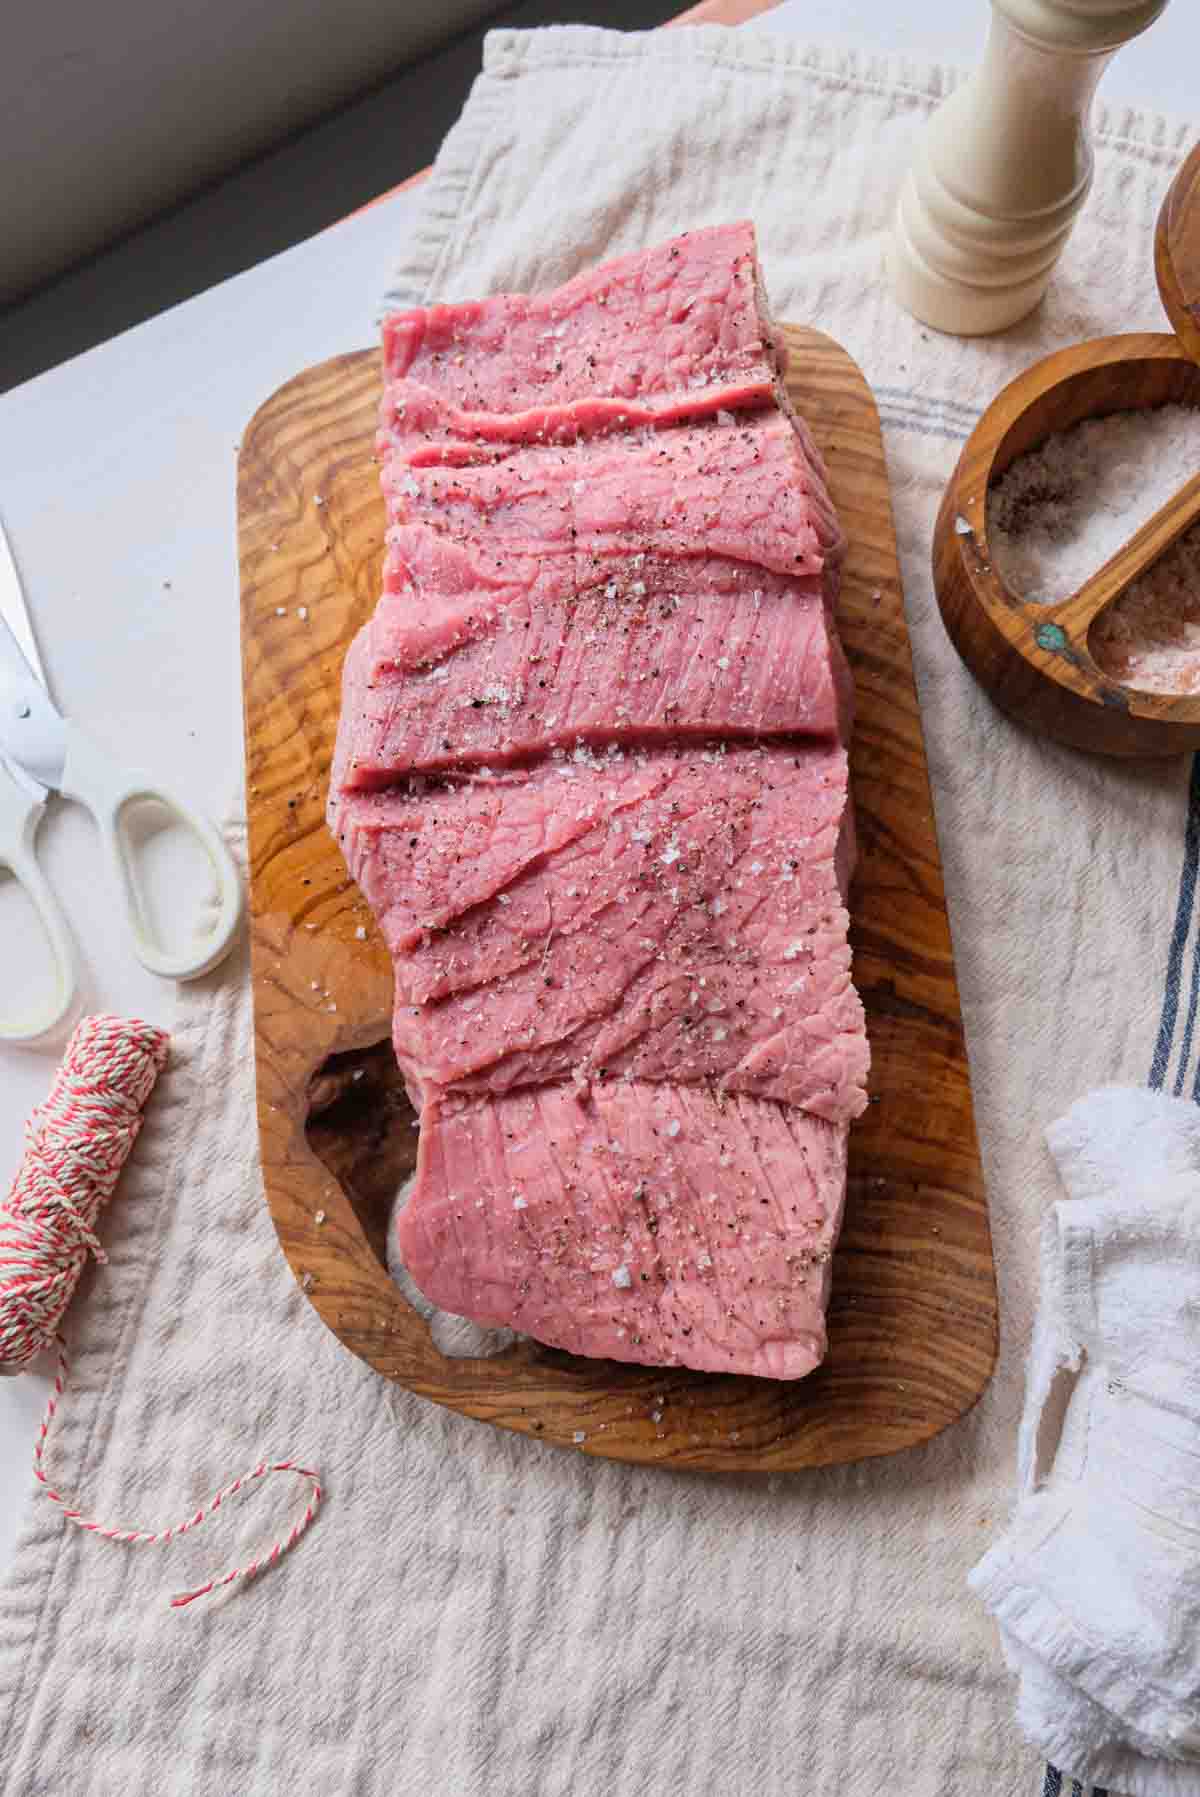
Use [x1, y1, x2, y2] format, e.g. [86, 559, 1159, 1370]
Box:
[0, 1014, 321, 1609]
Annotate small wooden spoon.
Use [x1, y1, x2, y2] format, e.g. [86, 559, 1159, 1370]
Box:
[933, 332, 1200, 757]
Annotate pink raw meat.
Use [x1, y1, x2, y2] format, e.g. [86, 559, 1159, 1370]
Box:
[330, 223, 870, 1381]
[382, 223, 787, 422]
[395, 1080, 848, 1380]
[335, 742, 867, 1122]
[379, 407, 843, 582]
[329, 531, 851, 789]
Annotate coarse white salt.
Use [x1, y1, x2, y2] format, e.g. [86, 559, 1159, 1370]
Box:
[666, 1119, 682, 1138]
[1089, 514, 1200, 694]
[298, 606, 308, 620]
[611, 1264, 633, 1289]
[355, 925, 367, 940]
[987, 403, 1200, 604]
[513, 1195, 528, 1211]
[573, 1431, 587, 1444]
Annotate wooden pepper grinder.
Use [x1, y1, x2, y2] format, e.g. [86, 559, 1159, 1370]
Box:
[888, 0, 1168, 336]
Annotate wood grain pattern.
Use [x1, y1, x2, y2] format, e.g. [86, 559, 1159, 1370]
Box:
[934, 333, 1200, 758]
[1157, 140, 1200, 368]
[239, 328, 996, 1469]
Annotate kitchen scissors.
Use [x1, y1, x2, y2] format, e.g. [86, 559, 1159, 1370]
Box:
[0, 516, 243, 1046]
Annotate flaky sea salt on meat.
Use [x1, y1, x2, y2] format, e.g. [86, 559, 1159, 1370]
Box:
[379, 406, 841, 582]
[381, 223, 783, 419]
[397, 1080, 848, 1380]
[330, 222, 869, 1381]
[327, 533, 852, 791]
[340, 742, 867, 1123]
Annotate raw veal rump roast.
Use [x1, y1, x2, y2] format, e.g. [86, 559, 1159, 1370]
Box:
[329, 222, 869, 1380]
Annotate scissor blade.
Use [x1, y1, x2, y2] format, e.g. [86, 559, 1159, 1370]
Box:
[0, 750, 49, 803]
[0, 515, 47, 689]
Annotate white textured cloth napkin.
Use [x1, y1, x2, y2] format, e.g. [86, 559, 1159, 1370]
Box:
[971, 1088, 1200, 1797]
[1, 25, 1197, 1797]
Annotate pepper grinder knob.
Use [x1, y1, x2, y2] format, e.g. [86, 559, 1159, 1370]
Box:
[887, 0, 1168, 336]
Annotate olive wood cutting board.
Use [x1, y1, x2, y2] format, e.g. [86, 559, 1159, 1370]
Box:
[239, 325, 996, 1469]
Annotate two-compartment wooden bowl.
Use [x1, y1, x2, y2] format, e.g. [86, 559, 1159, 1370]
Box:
[934, 143, 1200, 757]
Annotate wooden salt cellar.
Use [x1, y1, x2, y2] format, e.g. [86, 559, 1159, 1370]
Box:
[932, 141, 1200, 757]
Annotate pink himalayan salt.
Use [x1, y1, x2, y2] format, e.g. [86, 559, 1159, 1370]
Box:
[1090, 516, 1200, 695]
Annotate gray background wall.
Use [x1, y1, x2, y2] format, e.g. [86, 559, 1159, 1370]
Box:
[2, 0, 504, 304]
[2, 0, 675, 393]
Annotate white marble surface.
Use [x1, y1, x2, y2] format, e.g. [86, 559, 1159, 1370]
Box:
[0, 0, 1191, 1574]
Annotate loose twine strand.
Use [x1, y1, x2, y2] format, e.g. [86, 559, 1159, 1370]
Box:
[1, 1014, 321, 1609]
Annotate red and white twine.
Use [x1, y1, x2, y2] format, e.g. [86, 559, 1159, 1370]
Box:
[1, 1013, 321, 1609]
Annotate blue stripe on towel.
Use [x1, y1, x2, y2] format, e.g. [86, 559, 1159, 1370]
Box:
[1150, 754, 1200, 1090]
[1175, 907, 1200, 1096]
[1041, 1768, 1110, 1796]
[872, 384, 981, 421]
[876, 406, 970, 444]
[868, 386, 978, 444]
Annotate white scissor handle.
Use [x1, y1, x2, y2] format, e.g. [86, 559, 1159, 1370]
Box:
[58, 722, 244, 981]
[0, 769, 79, 1045]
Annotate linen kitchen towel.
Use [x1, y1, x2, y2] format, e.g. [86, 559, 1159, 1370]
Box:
[1, 26, 1197, 1797]
[972, 1087, 1200, 1797]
